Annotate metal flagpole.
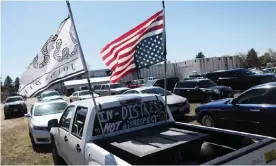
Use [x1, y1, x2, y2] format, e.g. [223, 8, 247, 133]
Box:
[66, 0, 104, 136]
[162, 0, 168, 123]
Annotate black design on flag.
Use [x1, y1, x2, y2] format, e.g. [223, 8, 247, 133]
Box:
[19, 17, 85, 98]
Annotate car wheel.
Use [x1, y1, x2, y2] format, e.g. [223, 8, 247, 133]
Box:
[201, 114, 215, 127]
[205, 95, 213, 103]
[51, 135, 64, 165]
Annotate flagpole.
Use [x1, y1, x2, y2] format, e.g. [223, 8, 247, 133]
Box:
[162, 0, 168, 123]
[66, 0, 104, 136]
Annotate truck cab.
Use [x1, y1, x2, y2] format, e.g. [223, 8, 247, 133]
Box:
[48, 94, 276, 165]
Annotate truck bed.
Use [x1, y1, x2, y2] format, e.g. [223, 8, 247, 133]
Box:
[95, 124, 210, 164]
[94, 122, 276, 165]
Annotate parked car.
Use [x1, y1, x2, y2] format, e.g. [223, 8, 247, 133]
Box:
[127, 79, 145, 89]
[48, 94, 276, 165]
[69, 90, 100, 102]
[4, 96, 27, 119]
[25, 99, 68, 146]
[173, 79, 233, 102]
[145, 77, 180, 92]
[206, 68, 276, 90]
[249, 68, 275, 75]
[195, 82, 276, 137]
[79, 86, 89, 91]
[123, 86, 190, 116]
[263, 67, 276, 74]
[93, 83, 130, 96]
[38, 90, 62, 101]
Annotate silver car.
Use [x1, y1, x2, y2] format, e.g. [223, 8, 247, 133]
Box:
[123, 86, 190, 117]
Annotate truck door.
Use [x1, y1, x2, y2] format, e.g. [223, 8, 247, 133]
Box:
[57, 105, 76, 164]
[66, 106, 88, 165]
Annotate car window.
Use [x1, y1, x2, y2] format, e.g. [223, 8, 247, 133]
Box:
[124, 90, 140, 94]
[41, 91, 60, 98]
[262, 88, 276, 105]
[72, 93, 78, 96]
[175, 81, 196, 88]
[30, 105, 34, 115]
[199, 80, 217, 88]
[60, 106, 75, 131]
[33, 102, 68, 116]
[236, 89, 271, 104]
[71, 107, 88, 139]
[6, 97, 23, 103]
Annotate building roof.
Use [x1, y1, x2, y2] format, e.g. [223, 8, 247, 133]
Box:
[64, 76, 110, 86]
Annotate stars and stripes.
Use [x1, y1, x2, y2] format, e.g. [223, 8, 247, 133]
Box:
[101, 10, 164, 83]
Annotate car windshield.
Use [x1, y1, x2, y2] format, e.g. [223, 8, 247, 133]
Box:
[33, 102, 68, 116]
[110, 84, 124, 89]
[199, 80, 217, 88]
[41, 91, 60, 98]
[6, 97, 23, 103]
[79, 91, 90, 96]
[241, 69, 255, 75]
[138, 80, 145, 84]
[141, 88, 172, 96]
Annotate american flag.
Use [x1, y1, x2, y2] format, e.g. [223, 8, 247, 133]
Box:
[101, 10, 165, 83]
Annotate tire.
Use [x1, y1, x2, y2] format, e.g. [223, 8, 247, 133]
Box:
[51, 135, 64, 165]
[205, 95, 213, 103]
[201, 114, 215, 127]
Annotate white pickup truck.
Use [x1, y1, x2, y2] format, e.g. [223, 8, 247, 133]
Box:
[48, 94, 276, 165]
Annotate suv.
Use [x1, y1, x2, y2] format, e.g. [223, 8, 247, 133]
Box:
[4, 96, 27, 119]
[206, 68, 276, 90]
[93, 83, 130, 96]
[173, 79, 233, 102]
[146, 77, 180, 92]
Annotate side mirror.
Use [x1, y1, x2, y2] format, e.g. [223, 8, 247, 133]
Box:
[24, 113, 31, 118]
[195, 86, 199, 90]
[48, 119, 59, 129]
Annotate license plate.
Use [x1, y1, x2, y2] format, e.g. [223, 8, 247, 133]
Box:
[264, 149, 276, 163]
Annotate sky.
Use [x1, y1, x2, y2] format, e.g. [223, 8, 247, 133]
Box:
[1, 1, 276, 80]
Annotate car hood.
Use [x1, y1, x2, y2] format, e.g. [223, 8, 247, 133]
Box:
[207, 86, 232, 91]
[41, 95, 62, 101]
[32, 113, 63, 127]
[79, 94, 100, 99]
[111, 87, 130, 92]
[5, 101, 25, 106]
[162, 94, 187, 105]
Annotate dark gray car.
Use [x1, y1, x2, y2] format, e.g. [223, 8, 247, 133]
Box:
[4, 96, 27, 119]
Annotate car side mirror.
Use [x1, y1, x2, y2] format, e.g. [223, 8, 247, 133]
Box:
[48, 119, 59, 129]
[195, 86, 199, 90]
[24, 113, 31, 118]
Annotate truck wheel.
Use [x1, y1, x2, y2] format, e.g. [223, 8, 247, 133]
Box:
[4, 114, 9, 120]
[201, 114, 215, 127]
[51, 136, 63, 165]
[205, 95, 213, 103]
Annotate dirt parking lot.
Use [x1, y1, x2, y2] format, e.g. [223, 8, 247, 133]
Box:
[1, 97, 199, 165]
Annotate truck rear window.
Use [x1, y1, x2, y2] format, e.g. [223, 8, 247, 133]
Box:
[93, 100, 168, 136]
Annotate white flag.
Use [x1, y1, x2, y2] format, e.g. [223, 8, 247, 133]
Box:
[19, 17, 85, 97]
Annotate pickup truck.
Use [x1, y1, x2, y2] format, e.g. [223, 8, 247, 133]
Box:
[48, 94, 276, 165]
